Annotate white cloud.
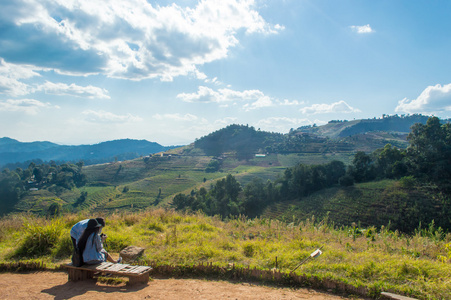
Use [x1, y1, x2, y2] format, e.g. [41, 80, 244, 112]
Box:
[214, 117, 238, 126]
[300, 100, 361, 115]
[0, 98, 54, 115]
[177, 86, 274, 110]
[0, 59, 41, 96]
[276, 99, 304, 106]
[242, 95, 273, 110]
[36, 81, 110, 99]
[0, 58, 110, 99]
[153, 113, 200, 122]
[82, 110, 142, 123]
[350, 24, 374, 34]
[0, 0, 282, 81]
[395, 83, 451, 115]
[255, 117, 312, 132]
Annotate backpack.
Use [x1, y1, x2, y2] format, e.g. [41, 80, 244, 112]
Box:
[71, 246, 83, 267]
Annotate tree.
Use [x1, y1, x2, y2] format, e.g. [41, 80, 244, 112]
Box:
[243, 177, 266, 217]
[351, 151, 375, 182]
[407, 117, 451, 182]
[374, 144, 406, 179]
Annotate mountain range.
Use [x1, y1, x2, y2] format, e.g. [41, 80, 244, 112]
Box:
[0, 138, 176, 168]
[2, 114, 448, 169]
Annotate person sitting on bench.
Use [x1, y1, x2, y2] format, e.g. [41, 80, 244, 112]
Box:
[77, 219, 121, 264]
[70, 217, 105, 251]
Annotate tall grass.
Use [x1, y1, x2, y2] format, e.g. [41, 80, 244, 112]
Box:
[0, 209, 450, 299]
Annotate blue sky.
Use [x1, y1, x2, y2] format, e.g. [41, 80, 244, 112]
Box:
[1, 0, 451, 146]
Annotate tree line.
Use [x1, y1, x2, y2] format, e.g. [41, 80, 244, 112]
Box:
[0, 161, 87, 214]
[172, 117, 451, 226]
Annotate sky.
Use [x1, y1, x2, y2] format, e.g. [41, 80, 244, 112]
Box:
[1, 0, 451, 146]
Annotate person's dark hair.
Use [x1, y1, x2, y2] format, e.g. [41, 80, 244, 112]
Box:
[77, 219, 101, 256]
[96, 217, 105, 227]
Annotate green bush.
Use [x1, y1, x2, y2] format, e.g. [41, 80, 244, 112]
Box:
[13, 220, 63, 258]
[104, 232, 132, 252]
[399, 175, 416, 188]
[243, 242, 256, 257]
[52, 234, 73, 258]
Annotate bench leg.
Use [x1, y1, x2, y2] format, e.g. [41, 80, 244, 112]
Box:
[68, 269, 94, 281]
[128, 273, 149, 285]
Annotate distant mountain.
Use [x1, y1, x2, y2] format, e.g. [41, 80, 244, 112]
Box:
[295, 114, 434, 138]
[0, 138, 178, 168]
[0, 137, 59, 153]
[193, 115, 450, 157]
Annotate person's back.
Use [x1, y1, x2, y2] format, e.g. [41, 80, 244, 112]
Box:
[70, 219, 89, 244]
[77, 219, 121, 264]
[70, 217, 105, 250]
[82, 230, 105, 264]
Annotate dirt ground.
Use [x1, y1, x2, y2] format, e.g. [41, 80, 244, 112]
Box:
[0, 271, 365, 300]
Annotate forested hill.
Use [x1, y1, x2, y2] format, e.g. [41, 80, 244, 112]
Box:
[296, 114, 434, 138]
[0, 137, 58, 153]
[194, 115, 447, 157]
[0, 138, 176, 168]
[194, 124, 282, 157]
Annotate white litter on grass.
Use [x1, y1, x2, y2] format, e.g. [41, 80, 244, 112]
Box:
[310, 249, 322, 258]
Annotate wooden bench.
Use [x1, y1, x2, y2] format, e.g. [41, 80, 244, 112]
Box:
[65, 262, 152, 285]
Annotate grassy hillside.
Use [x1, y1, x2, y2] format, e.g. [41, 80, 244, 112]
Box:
[0, 210, 450, 299]
[297, 115, 431, 138]
[262, 179, 450, 233]
[12, 150, 355, 215]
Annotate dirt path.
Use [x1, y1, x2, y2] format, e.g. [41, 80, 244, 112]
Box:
[0, 272, 364, 300]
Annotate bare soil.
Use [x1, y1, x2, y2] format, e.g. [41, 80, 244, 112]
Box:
[0, 271, 364, 299]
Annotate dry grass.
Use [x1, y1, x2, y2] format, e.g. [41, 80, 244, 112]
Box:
[1, 209, 450, 299]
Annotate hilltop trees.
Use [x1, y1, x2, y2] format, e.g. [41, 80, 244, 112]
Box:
[343, 117, 451, 186]
[279, 160, 346, 200]
[0, 161, 88, 215]
[172, 174, 243, 218]
[173, 117, 451, 224]
[407, 116, 451, 183]
[173, 161, 346, 218]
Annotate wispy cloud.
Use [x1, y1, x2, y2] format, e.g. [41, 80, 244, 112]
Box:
[242, 96, 273, 111]
[153, 113, 201, 122]
[36, 81, 110, 99]
[1, 58, 110, 99]
[82, 110, 142, 123]
[0, 0, 282, 81]
[276, 99, 304, 106]
[395, 83, 451, 115]
[0, 59, 41, 96]
[255, 117, 327, 133]
[350, 24, 374, 34]
[0, 98, 55, 115]
[300, 100, 361, 115]
[214, 117, 238, 126]
[177, 86, 273, 109]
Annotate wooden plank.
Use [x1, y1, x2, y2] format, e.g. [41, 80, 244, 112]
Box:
[124, 266, 151, 274]
[381, 292, 418, 300]
[65, 262, 109, 271]
[64, 263, 151, 278]
[127, 268, 152, 276]
[95, 262, 114, 270]
[104, 264, 130, 272]
[122, 266, 142, 273]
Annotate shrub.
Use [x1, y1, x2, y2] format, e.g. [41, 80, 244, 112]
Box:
[399, 175, 416, 188]
[339, 174, 354, 186]
[104, 232, 132, 252]
[13, 219, 63, 258]
[243, 242, 256, 257]
[52, 234, 73, 258]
